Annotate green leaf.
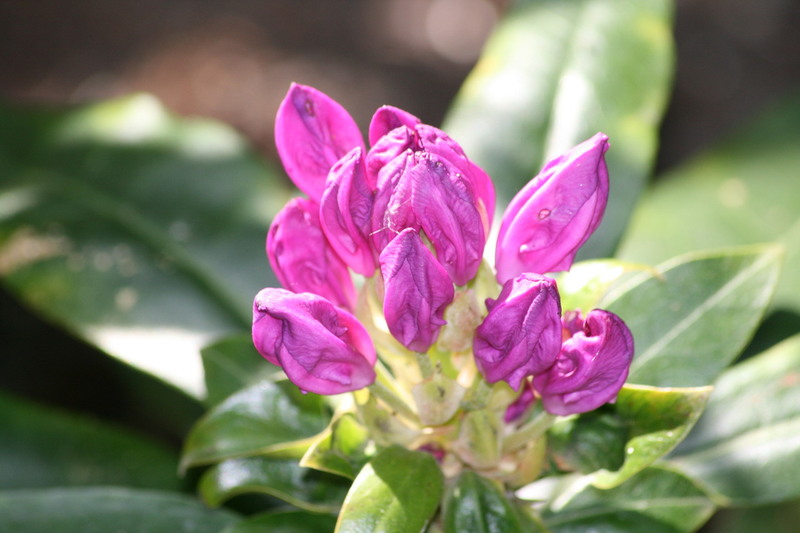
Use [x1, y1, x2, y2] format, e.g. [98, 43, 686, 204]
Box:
[548, 409, 628, 475]
[201, 334, 282, 407]
[335, 446, 444, 533]
[0, 487, 240, 533]
[700, 499, 800, 533]
[603, 245, 782, 387]
[542, 466, 715, 533]
[300, 413, 372, 479]
[199, 456, 349, 513]
[617, 93, 800, 317]
[444, 0, 674, 258]
[0, 391, 180, 491]
[556, 259, 653, 313]
[0, 96, 291, 395]
[181, 381, 330, 471]
[444, 470, 545, 533]
[589, 384, 711, 489]
[222, 510, 338, 533]
[669, 334, 800, 505]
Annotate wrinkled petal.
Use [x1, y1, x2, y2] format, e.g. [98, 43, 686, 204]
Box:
[504, 380, 537, 423]
[275, 83, 365, 202]
[252, 288, 376, 394]
[380, 228, 455, 352]
[534, 309, 634, 416]
[370, 149, 420, 252]
[411, 154, 486, 286]
[320, 147, 377, 276]
[267, 197, 356, 310]
[368, 105, 421, 146]
[495, 133, 610, 283]
[473, 274, 562, 390]
[365, 125, 417, 188]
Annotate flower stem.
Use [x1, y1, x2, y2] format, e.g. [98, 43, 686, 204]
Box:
[415, 351, 434, 379]
[369, 366, 419, 424]
[502, 411, 555, 453]
[461, 376, 492, 411]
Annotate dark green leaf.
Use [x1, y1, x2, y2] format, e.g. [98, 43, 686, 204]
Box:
[444, 0, 674, 258]
[201, 334, 282, 407]
[548, 409, 628, 474]
[181, 381, 330, 471]
[222, 510, 338, 533]
[669, 334, 800, 505]
[0, 390, 180, 491]
[199, 456, 349, 513]
[335, 446, 444, 533]
[617, 93, 800, 317]
[300, 413, 371, 479]
[0, 487, 240, 533]
[603, 245, 782, 387]
[541, 466, 714, 533]
[0, 96, 291, 395]
[700, 499, 800, 533]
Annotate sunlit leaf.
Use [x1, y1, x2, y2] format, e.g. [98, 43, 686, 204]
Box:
[300, 413, 371, 479]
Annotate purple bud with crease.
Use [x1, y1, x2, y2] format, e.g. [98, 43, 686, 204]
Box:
[275, 83, 365, 202]
[534, 309, 634, 416]
[370, 149, 420, 253]
[495, 133, 610, 283]
[504, 380, 537, 423]
[252, 288, 376, 394]
[365, 125, 417, 187]
[473, 274, 562, 391]
[368, 105, 421, 146]
[379, 228, 455, 352]
[267, 197, 356, 310]
[411, 154, 486, 286]
[320, 147, 377, 276]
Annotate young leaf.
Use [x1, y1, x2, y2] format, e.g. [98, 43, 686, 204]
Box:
[669, 334, 800, 505]
[603, 245, 782, 387]
[300, 413, 372, 479]
[335, 446, 443, 533]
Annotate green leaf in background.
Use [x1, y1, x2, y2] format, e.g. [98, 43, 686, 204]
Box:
[669, 334, 800, 505]
[0, 487, 240, 533]
[603, 245, 782, 387]
[557, 259, 653, 313]
[335, 446, 444, 533]
[222, 510, 338, 533]
[700, 499, 800, 533]
[444, 470, 545, 533]
[0, 96, 291, 396]
[617, 93, 800, 319]
[180, 381, 330, 471]
[0, 390, 180, 491]
[201, 334, 283, 408]
[443, 0, 674, 258]
[589, 384, 711, 489]
[541, 466, 714, 533]
[199, 456, 349, 513]
[300, 413, 372, 480]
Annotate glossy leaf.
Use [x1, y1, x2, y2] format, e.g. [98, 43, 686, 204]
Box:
[0, 390, 180, 491]
[602, 245, 782, 387]
[542, 466, 715, 533]
[222, 510, 338, 533]
[0, 487, 240, 533]
[0, 96, 291, 395]
[669, 334, 800, 505]
[201, 334, 283, 407]
[199, 456, 349, 513]
[556, 259, 653, 313]
[300, 413, 371, 479]
[443, 0, 674, 258]
[618, 93, 800, 317]
[444, 470, 545, 533]
[548, 409, 628, 475]
[335, 446, 444, 533]
[181, 380, 330, 471]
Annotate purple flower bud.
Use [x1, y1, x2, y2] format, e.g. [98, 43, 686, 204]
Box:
[473, 274, 562, 390]
[370, 149, 420, 253]
[411, 154, 486, 286]
[504, 380, 537, 423]
[379, 228, 455, 352]
[275, 83, 365, 202]
[495, 133, 610, 284]
[267, 197, 356, 310]
[319, 147, 377, 276]
[368, 105, 421, 146]
[365, 126, 417, 188]
[252, 288, 376, 394]
[533, 309, 634, 416]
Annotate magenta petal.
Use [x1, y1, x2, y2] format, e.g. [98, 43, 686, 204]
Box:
[368, 105, 421, 146]
[495, 133, 610, 283]
[275, 83, 365, 202]
[252, 288, 376, 394]
[320, 147, 377, 276]
[267, 197, 356, 310]
[379, 228, 455, 352]
[534, 309, 634, 416]
[473, 274, 562, 390]
[370, 149, 420, 253]
[365, 126, 417, 188]
[411, 154, 486, 286]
